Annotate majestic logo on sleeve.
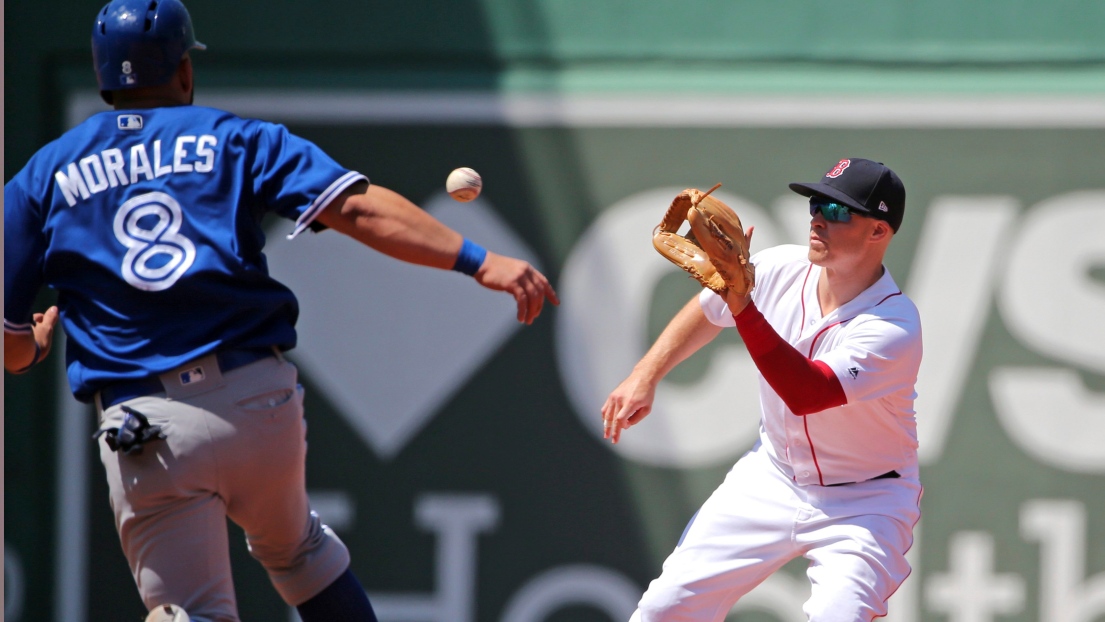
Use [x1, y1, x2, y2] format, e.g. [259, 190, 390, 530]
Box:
[848, 367, 861, 379]
[113, 191, 197, 291]
[827, 159, 851, 178]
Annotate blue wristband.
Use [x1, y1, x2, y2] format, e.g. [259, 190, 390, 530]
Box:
[452, 238, 487, 276]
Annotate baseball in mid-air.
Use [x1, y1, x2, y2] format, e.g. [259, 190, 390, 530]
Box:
[446, 167, 482, 202]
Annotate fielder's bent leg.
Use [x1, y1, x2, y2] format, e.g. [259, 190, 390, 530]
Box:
[798, 482, 918, 622]
[800, 522, 912, 622]
[632, 449, 803, 622]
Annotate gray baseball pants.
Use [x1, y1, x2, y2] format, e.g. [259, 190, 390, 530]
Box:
[96, 351, 350, 622]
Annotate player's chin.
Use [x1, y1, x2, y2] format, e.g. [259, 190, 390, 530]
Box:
[807, 242, 828, 264]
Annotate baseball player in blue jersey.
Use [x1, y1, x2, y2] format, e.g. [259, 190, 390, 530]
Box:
[3, 1, 558, 621]
[604, 159, 922, 620]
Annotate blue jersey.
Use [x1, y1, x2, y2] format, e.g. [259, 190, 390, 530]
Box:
[4, 105, 366, 402]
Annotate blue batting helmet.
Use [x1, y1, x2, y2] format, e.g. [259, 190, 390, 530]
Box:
[92, 0, 206, 104]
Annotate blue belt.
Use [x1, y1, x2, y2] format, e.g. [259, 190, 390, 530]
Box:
[98, 347, 277, 409]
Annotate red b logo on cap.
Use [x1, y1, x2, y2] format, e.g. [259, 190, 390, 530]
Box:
[826, 159, 851, 178]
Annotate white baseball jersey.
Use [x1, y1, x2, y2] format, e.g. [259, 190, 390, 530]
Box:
[700, 244, 922, 486]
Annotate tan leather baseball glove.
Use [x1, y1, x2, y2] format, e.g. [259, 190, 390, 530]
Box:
[652, 185, 755, 297]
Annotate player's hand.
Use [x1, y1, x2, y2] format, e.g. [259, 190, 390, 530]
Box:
[5, 306, 60, 374]
[475, 252, 560, 324]
[33, 306, 60, 355]
[601, 371, 658, 444]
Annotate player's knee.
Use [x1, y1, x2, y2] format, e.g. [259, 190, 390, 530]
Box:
[803, 587, 885, 622]
[251, 526, 342, 572]
[251, 521, 352, 605]
[634, 587, 710, 622]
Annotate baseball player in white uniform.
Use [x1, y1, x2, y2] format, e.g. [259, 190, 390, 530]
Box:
[603, 158, 923, 621]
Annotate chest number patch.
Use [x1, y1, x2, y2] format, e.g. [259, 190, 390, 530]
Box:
[113, 191, 197, 291]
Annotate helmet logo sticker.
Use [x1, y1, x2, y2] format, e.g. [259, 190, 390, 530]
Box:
[121, 61, 137, 85]
[827, 159, 851, 178]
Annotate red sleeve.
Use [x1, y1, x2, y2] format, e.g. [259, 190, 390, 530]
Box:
[734, 301, 847, 415]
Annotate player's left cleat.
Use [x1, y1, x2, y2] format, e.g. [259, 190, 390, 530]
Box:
[145, 604, 191, 622]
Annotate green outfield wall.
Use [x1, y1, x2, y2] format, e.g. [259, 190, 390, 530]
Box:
[5, 2, 1105, 621]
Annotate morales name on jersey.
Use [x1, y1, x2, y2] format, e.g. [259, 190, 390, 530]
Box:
[54, 134, 218, 207]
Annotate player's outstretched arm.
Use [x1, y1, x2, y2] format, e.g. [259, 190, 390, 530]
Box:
[4, 306, 59, 374]
[316, 183, 558, 324]
[601, 296, 722, 443]
[318, 182, 464, 268]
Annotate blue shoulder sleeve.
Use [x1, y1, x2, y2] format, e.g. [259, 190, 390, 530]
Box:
[250, 122, 367, 239]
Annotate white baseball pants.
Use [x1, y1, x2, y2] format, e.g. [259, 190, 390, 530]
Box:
[631, 446, 921, 622]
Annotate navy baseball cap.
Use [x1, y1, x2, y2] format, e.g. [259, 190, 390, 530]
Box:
[788, 158, 906, 232]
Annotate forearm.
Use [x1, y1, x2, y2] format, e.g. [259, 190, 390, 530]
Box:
[602, 295, 721, 442]
[635, 296, 723, 384]
[5, 331, 40, 374]
[733, 301, 846, 415]
[316, 183, 464, 270]
[316, 182, 557, 324]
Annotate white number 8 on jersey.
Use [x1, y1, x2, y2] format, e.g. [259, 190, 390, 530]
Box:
[113, 191, 197, 291]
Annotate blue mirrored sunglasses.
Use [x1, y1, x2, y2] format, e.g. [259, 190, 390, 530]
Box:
[809, 197, 854, 223]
